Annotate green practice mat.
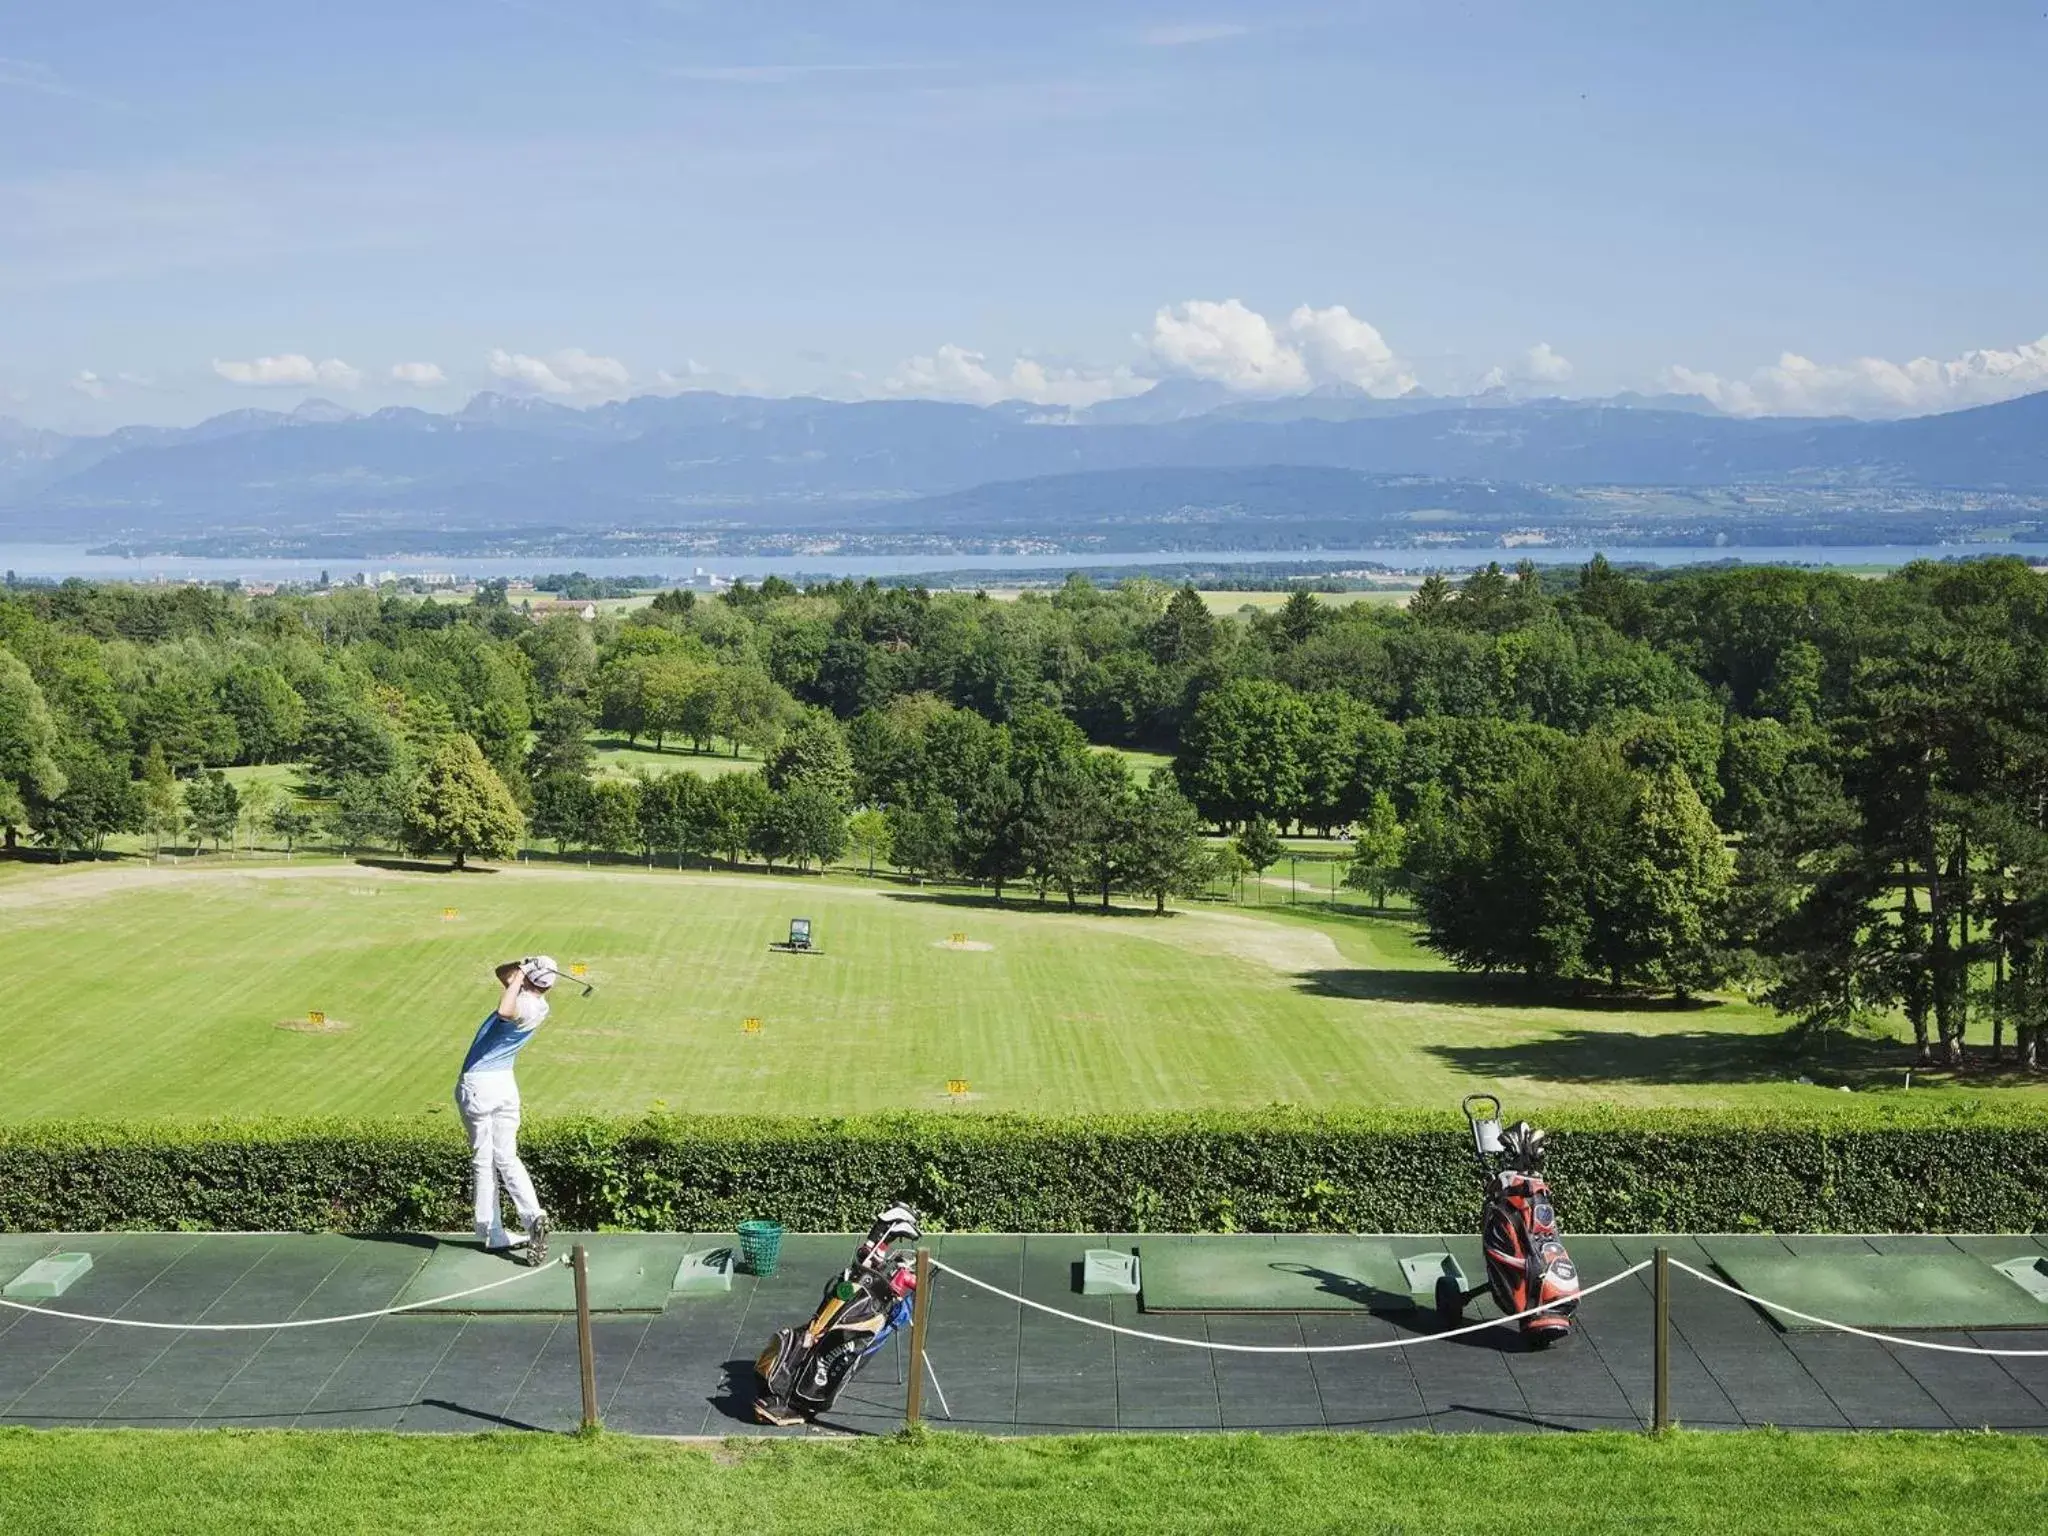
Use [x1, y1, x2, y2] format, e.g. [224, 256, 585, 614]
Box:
[390, 1236, 692, 1314]
[1708, 1247, 2048, 1332]
[1139, 1238, 1413, 1314]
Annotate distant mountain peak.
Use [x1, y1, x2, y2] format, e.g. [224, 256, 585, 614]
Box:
[460, 390, 583, 420]
[289, 397, 360, 425]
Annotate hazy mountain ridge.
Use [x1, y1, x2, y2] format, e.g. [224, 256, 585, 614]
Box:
[2, 387, 2044, 547]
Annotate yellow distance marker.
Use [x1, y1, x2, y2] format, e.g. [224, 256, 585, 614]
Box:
[950, 932, 966, 945]
[569, 963, 588, 977]
[441, 907, 458, 921]
[743, 1017, 762, 1034]
[308, 1010, 326, 1026]
[946, 1079, 969, 1096]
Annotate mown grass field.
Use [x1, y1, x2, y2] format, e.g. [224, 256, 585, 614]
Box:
[3, 1428, 2041, 1536]
[0, 857, 2008, 1123]
[586, 735, 764, 781]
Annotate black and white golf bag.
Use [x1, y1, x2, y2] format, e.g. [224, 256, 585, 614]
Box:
[752, 1203, 921, 1424]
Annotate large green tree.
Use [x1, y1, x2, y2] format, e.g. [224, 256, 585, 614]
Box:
[1119, 775, 1211, 914]
[400, 734, 524, 869]
[0, 650, 65, 851]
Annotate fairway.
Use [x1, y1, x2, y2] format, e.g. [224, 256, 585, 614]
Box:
[0, 861, 1992, 1122]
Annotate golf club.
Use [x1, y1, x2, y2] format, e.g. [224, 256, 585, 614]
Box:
[540, 965, 597, 998]
[501, 959, 597, 997]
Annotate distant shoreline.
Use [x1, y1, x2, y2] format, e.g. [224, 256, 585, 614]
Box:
[5, 539, 2046, 591]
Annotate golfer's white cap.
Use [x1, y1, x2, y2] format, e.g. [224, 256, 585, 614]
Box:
[524, 955, 560, 990]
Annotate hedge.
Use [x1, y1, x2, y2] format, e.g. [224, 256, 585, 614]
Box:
[2, 1105, 2045, 1235]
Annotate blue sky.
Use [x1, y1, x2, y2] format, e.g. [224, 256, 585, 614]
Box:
[3, 1, 2044, 428]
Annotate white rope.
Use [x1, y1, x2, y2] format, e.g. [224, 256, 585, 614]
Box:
[920, 1349, 951, 1419]
[0, 1255, 566, 1332]
[1668, 1260, 2048, 1357]
[926, 1257, 1651, 1353]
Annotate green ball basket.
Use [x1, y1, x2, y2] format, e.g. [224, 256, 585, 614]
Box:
[737, 1219, 784, 1277]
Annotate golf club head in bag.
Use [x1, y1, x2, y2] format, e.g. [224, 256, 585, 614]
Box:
[753, 1202, 922, 1424]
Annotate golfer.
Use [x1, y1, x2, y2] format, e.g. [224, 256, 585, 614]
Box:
[454, 956, 558, 1265]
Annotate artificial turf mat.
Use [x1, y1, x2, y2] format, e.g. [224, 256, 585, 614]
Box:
[1707, 1246, 2048, 1332]
[389, 1235, 697, 1314]
[1138, 1237, 1415, 1313]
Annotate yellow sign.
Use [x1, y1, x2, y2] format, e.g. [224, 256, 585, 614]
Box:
[743, 1017, 762, 1033]
[569, 963, 587, 977]
[946, 1079, 969, 1096]
[441, 907, 458, 920]
[308, 1011, 326, 1026]
[950, 932, 966, 945]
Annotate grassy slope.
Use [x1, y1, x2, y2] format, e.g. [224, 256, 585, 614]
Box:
[587, 736, 763, 781]
[0, 860, 2009, 1122]
[3, 1429, 2042, 1536]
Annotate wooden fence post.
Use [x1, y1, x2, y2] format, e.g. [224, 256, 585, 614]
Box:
[573, 1243, 600, 1431]
[904, 1247, 933, 1427]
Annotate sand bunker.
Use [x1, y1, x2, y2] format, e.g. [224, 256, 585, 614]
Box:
[932, 938, 994, 951]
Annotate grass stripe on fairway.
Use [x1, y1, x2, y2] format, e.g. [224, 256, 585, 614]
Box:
[0, 861, 2009, 1121]
[3, 1428, 2043, 1535]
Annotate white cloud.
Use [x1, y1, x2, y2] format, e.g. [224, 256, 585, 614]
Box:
[1520, 341, 1573, 384]
[1140, 23, 1251, 47]
[884, 344, 1150, 409]
[213, 353, 363, 389]
[1147, 299, 1310, 393]
[1287, 305, 1417, 396]
[652, 361, 712, 391]
[1146, 299, 1416, 396]
[69, 369, 106, 400]
[1663, 334, 2048, 419]
[1477, 342, 1575, 393]
[487, 347, 632, 398]
[388, 360, 446, 388]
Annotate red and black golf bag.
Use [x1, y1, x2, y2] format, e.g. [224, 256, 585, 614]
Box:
[752, 1203, 921, 1424]
[1438, 1095, 1580, 1345]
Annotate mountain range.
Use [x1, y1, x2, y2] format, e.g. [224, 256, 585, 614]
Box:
[3, 387, 2045, 552]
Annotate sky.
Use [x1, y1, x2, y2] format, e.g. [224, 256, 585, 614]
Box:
[2, 1, 2045, 430]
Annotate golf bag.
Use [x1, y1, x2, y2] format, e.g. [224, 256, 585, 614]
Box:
[1438, 1094, 1580, 1345]
[752, 1203, 921, 1424]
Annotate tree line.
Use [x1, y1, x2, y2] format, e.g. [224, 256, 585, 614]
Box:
[5, 557, 2048, 1064]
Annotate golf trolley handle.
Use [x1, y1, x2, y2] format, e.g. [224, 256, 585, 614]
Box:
[1461, 1093, 1501, 1124]
[1461, 1093, 1504, 1162]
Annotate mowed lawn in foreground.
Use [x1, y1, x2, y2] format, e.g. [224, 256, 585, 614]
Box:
[3, 1428, 2041, 1536]
[0, 859, 1986, 1122]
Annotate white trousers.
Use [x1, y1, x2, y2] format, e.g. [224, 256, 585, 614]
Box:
[455, 1071, 543, 1247]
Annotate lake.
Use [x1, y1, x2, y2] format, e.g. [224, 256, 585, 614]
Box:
[1, 541, 2041, 585]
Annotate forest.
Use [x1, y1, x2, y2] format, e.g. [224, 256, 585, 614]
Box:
[2, 554, 2045, 1067]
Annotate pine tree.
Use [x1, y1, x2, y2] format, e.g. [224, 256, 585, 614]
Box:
[527, 696, 596, 779]
[1617, 762, 1735, 998]
[1120, 776, 1211, 914]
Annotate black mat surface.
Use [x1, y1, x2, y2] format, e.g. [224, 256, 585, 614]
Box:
[5, 1231, 2047, 1436]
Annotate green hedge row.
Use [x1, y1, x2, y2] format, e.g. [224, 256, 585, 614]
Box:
[2, 1105, 2044, 1235]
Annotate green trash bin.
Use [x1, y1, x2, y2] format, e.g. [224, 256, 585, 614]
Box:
[737, 1220, 784, 1277]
